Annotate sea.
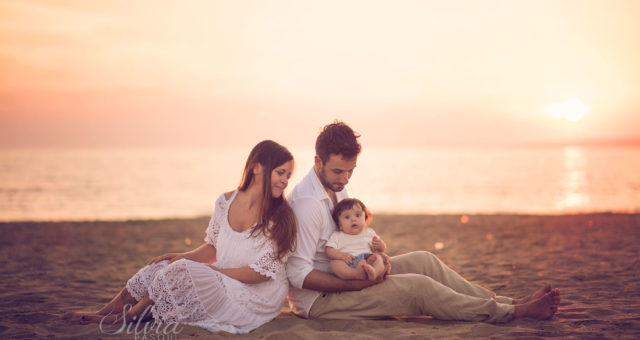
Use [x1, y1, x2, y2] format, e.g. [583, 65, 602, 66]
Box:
[1, 146, 639, 221]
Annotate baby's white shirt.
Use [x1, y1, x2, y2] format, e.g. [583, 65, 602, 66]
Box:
[325, 228, 378, 255]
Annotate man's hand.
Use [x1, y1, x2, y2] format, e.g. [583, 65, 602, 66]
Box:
[378, 252, 392, 277]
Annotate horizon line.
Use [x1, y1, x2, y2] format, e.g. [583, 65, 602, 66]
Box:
[1, 138, 640, 149]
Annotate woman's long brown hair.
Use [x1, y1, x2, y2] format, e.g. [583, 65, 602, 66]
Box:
[238, 140, 297, 260]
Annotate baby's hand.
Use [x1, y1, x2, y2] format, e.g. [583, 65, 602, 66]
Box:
[341, 253, 355, 264]
[371, 236, 386, 252]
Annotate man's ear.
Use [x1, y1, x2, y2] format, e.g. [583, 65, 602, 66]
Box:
[314, 155, 323, 171]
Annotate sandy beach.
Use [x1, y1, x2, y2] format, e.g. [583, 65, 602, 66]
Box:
[1, 213, 639, 339]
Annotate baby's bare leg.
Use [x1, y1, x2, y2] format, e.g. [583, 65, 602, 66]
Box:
[330, 260, 367, 280]
[366, 254, 386, 280]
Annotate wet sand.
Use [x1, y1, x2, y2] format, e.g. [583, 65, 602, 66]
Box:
[1, 213, 639, 339]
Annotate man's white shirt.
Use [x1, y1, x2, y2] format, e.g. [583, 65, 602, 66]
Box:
[286, 167, 349, 317]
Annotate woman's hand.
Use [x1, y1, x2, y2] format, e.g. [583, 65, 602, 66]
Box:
[148, 253, 185, 265]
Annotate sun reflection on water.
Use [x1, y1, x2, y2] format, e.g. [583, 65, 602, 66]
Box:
[556, 147, 590, 211]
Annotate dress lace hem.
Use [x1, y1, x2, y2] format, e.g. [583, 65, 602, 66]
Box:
[146, 259, 278, 333]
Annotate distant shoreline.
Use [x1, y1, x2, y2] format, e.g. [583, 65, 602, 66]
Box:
[2, 211, 639, 225]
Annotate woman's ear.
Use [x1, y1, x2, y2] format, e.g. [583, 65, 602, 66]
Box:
[252, 163, 263, 175]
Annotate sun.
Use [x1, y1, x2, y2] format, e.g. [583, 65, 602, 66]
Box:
[544, 98, 590, 122]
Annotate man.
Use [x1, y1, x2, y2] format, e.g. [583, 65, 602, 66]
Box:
[286, 121, 560, 322]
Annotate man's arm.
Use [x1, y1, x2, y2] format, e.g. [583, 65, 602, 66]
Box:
[287, 197, 326, 289]
[303, 268, 380, 292]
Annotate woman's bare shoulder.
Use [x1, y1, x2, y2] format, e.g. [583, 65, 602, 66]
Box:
[223, 190, 236, 201]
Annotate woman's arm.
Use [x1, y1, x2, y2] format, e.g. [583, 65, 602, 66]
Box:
[209, 265, 270, 284]
[181, 243, 217, 263]
[148, 243, 217, 265]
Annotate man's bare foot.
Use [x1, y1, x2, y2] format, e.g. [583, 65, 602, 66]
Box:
[514, 289, 561, 320]
[362, 263, 377, 281]
[513, 283, 553, 305]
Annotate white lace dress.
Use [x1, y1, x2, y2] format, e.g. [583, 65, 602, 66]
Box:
[125, 190, 289, 334]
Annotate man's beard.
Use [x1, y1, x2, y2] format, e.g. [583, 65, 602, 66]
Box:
[318, 167, 344, 192]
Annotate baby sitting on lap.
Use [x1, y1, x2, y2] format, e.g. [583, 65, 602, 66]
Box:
[325, 198, 387, 281]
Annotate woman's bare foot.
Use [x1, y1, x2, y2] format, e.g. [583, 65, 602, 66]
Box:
[59, 302, 122, 321]
[513, 283, 553, 305]
[362, 263, 377, 281]
[79, 313, 120, 325]
[514, 289, 561, 320]
[59, 310, 100, 321]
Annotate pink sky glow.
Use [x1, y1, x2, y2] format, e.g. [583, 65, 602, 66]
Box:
[1, 0, 639, 148]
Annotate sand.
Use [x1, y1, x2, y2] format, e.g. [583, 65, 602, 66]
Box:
[1, 213, 639, 339]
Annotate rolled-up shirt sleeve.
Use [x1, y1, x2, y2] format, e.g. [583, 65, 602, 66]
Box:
[286, 197, 324, 289]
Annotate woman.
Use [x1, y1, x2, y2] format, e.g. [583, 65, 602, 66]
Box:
[61, 140, 297, 334]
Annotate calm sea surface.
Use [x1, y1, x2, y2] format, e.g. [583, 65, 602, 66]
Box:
[1, 146, 639, 221]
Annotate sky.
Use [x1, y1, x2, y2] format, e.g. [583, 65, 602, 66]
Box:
[1, 0, 639, 149]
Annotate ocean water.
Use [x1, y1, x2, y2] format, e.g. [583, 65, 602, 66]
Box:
[1, 146, 639, 221]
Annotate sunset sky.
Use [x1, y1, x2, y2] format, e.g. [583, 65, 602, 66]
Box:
[1, 0, 639, 149]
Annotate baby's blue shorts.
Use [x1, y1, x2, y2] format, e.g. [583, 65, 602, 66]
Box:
[349, 253, 373, 268]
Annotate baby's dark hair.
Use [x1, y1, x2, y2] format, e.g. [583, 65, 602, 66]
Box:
[332, 198, 372, 230]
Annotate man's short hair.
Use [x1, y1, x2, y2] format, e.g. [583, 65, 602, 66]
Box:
[315, 121, 361, 163]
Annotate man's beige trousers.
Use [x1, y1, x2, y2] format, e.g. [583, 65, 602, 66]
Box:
[309, 251, 515, 323]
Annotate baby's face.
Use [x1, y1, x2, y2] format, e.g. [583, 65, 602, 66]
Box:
[337, 204, 366, 235]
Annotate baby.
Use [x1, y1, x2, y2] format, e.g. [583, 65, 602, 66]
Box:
[325, 198, 387, 281]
